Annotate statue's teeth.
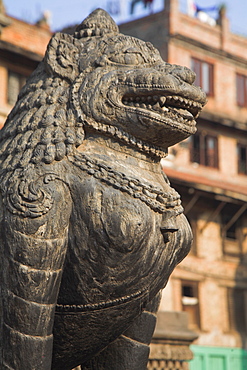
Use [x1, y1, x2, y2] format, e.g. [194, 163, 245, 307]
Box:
[153, 102, 160, 110]
[162, 106, 169, 112]
[159, 96, 166, 106]
[122, 93, 200, 119]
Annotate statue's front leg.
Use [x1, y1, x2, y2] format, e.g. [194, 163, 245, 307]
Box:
[82, 293, 161, 370]
[0, 183, 71, 370]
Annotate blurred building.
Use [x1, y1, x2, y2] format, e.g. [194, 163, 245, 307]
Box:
[0, 0, 51, 128]
[120, 0, 247, 369]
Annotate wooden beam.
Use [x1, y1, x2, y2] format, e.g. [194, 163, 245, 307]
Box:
[223, 204, 247, 232]
[200, 201, 226, 233]
[184, 193, 199, 215]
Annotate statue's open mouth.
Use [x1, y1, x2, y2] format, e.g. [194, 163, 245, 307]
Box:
[122, 94, 203, 126]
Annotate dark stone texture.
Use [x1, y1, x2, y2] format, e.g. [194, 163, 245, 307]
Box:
[0, 8, 206, 369]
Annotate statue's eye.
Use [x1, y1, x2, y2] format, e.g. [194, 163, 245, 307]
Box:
[124, 53, 138, 65]
[108, 54, 126, 64]
[108, 49, 145, 65]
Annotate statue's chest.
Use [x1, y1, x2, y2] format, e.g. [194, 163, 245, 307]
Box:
[72, 175, 161, 254]
[64, 174, 166, 304]
[60, 169, 183, 306]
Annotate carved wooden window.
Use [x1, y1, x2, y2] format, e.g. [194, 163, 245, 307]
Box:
[236, 73, 247, 107]
[227, 287, 247, 333]
[181, 281, 200, 330]
[190, 131, 218, 168]
[191, 58, 214, 96]
[237, 143, 247, 174]
[8, 70, 26, 105]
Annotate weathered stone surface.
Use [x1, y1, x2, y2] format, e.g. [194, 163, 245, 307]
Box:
[0, 8, 206, 370]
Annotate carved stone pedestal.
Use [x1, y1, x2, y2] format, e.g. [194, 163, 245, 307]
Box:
[148, 311, 198, 370]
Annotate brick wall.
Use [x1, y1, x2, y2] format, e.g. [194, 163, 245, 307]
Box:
[0, 14, 52, 127]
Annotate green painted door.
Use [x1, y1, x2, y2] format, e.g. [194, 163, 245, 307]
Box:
[208, 354, 226, 370]
[190, 345, 247, 370]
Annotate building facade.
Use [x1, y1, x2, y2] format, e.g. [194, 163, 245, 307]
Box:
[120, 1, 247, 369]
[0, 1, 51, 128]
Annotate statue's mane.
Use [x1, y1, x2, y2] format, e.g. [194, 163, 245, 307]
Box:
[0, 63, 84, 172]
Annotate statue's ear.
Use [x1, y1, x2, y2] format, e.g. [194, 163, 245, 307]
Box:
[44, 33, 82, 81]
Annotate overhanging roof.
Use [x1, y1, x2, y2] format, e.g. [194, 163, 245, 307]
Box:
[200, 110, 247, 131]
[164, 167, 247, 203]
[0, 39, 43, 62]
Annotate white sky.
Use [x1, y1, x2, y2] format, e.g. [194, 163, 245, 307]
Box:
[4, 0, 247, 36]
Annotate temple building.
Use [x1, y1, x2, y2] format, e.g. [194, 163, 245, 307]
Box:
[120, 0, 247, 369]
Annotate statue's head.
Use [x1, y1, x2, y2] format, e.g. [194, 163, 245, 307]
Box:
[0, 9, 206, 174]
[45, 9, 206, 151]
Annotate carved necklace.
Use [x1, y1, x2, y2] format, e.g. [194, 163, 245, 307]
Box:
[70, 152, 183, 215]
[83, 119, 167, 159]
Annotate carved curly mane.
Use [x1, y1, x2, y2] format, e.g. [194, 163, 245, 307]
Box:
[0, 64, 86, 220]
[0, 64, 84, 170]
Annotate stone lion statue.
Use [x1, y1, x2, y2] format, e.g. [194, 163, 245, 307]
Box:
[0, 9, 206, 370]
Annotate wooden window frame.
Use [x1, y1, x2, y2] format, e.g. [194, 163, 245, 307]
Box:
[227, 287, 247, 333]
[236, 73, 247, 108]
[181, 280, 200, 330]
[191, 57, 214, 96]
[7, 70, 26, 106]
[190, 131, 218, 168]
[237, 143, 247, 175]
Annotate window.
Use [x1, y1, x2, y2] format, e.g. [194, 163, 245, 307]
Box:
[190, 131, 218, 168]
[8, 71, 26, 105]
[237, 143, 247, 174]
[191, 58, 214, 96]
[181, 281, 200, 330]
[227, 287, 247, 333]
[236, 74, 247, 107]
